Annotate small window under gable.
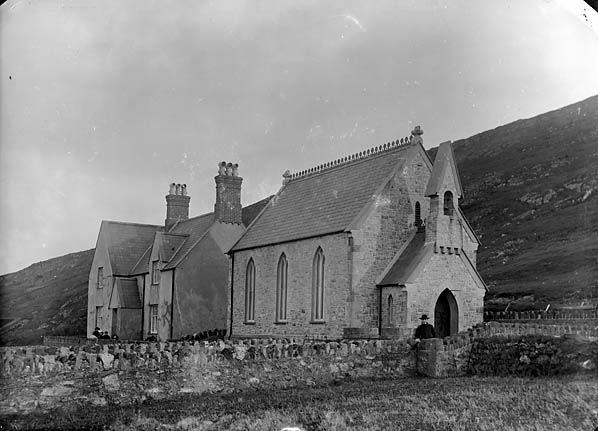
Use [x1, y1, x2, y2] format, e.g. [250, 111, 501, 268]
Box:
[151, 261, 160, 285]
[444, 191, 454, 216]
[97, 267, 104, 289]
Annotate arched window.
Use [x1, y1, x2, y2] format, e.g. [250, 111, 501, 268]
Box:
[415, 201, 422, 227]
[244, 259, 255, 322]
[443, 191, 454, 216]
[311, 247, 325, 322]
[387, 295, 393, 326]
[276, 253, 288, 322]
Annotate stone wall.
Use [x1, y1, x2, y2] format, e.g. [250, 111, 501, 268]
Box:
[3, 322, 596, 414]
[467, 335, 598, 376]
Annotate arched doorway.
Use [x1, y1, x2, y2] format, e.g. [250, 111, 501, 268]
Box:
[434, 289, 458, 338]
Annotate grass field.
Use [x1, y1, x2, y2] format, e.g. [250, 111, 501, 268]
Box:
[2, 375, 597, 430]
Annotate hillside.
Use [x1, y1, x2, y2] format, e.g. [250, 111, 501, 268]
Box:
[0, 249, 94, 345]
[447, 95, 598, 310]
[1, 96, 597, 345]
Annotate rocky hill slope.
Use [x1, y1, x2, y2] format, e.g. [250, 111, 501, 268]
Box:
[0, 249, 94, 345]
[1, 95, 597, 344]
[446, 94, 598, 310]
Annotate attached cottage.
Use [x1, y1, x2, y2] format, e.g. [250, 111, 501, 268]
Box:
[228, 127, 486, 339]
[87, 163, 270, 340]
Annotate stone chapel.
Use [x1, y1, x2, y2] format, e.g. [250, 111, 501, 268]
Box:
[228, 127, 486, 339]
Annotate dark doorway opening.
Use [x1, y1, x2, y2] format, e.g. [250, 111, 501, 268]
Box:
[434, 289, 458, 338]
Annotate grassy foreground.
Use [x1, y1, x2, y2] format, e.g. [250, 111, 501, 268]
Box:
[2, 375, 597, 430]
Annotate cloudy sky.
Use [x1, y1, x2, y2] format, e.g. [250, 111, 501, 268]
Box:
[1, 0, 597, 274]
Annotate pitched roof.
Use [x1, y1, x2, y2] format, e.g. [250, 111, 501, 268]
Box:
[232, 143, 415, 251]
[157, 232, 189, 262]
[425, 141, 463, 197]
[114, 278, 142, 308]
[377, 232, 433, 286]
[102, 221, 162, 276]
[163, 213, 215, 269]
[242, 196, 273, 226]
[130, 246, 152, 276]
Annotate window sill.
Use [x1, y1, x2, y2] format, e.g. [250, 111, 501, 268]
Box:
[244, 321, 256, 325]
[274, 320, 288, 325]
[310, 320, 326, 324]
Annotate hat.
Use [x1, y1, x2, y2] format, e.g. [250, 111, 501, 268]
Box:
[419, 314, 430, 320]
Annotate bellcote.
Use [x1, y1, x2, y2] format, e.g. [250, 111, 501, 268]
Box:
[424, 141, 462, 198]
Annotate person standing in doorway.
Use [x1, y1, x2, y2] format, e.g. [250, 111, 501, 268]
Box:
[414, 314, 436, 339]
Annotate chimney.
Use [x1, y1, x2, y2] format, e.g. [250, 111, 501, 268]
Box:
[214, 161, 243, 224]
[165, 183, 190, 229]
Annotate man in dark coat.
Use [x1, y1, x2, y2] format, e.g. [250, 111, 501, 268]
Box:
[92, 327, 101, 338]
[414, 314, 436, 339]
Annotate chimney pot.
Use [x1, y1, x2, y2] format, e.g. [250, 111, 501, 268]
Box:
[218, 161, 227, 175]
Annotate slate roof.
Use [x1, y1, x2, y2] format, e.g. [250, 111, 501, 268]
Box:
[102, 221, 162, 276]
[232, 144, 415, 251]
[115, 278, 142, 308]
[158, 232, 189, 262]
[377, 232, 432, 286]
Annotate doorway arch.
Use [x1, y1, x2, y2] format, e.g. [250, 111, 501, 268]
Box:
[434, 289, 458, 338]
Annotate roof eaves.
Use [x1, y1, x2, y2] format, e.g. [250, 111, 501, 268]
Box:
[230, 230, 346, 254]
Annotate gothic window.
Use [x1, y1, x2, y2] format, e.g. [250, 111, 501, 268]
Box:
[443, 191, 454, 216]
[149, 305, 158, 334]
[311, 247, 325, 322]
[152, 261, 160, 285]
[388, 295, 393, 326]
[276, 254, 288, 322]
[245, 259, 256, 323]
[415, 201, 422, 227]
[97, 267, 104, 289]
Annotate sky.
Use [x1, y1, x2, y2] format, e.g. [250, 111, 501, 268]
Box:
[1, 0, 597, 275]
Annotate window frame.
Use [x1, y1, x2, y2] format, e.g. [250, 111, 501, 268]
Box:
[311, 247, 325, 323]
[244, 258, 256, 324]
[96, 267, 104, 289]
[443, 191, 454, 217]
[275, 253, 288, 323]
[149, 304, 158, 334]
[151, 260, 160, 285]
[95, 305, 103, 328]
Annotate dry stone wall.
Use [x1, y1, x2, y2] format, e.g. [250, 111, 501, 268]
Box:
[2, 322, 596, 414]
